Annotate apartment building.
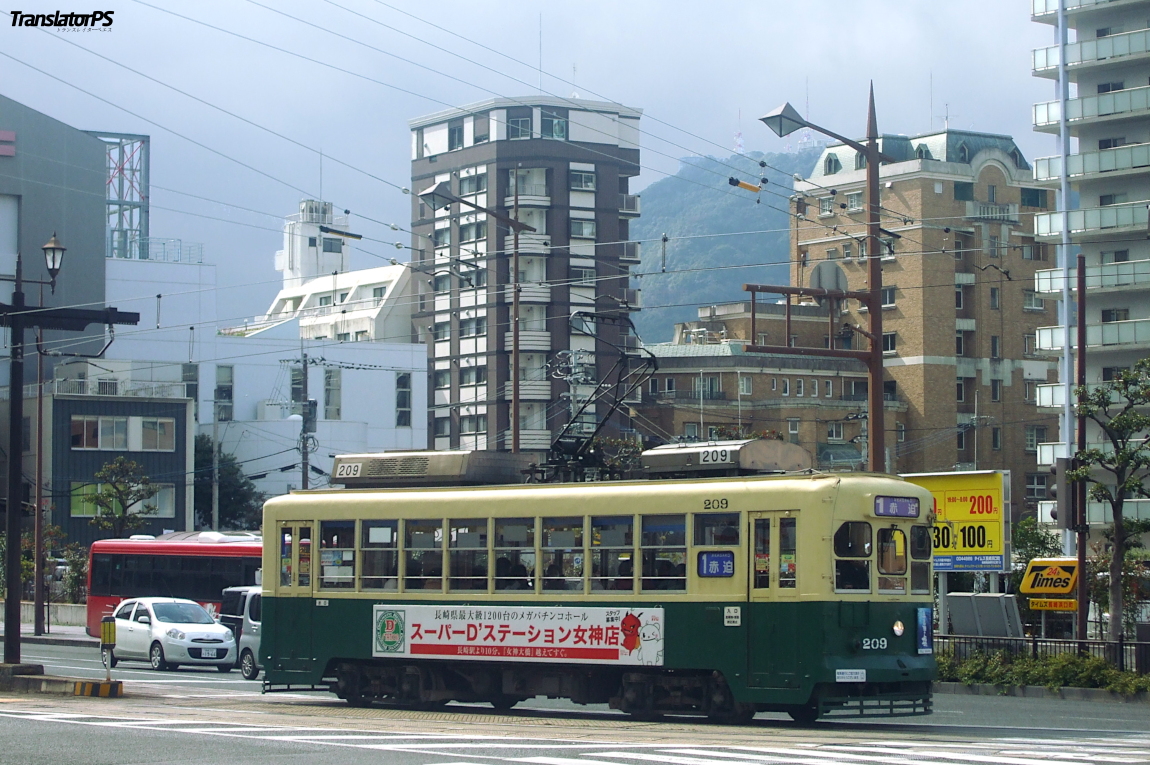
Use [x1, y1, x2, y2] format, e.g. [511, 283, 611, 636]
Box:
[409, 97, 642, 452]
[793, 129, 1059, 514]
[1031, 0, 1150, 526]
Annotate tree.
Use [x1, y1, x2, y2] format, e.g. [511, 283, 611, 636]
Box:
[1010, 516, 1065, 626]
[193, 434, 265, 530]
[1070, 357, 1150, 641]
[713, 425, 784, 441]
[88, 457, 159, 539]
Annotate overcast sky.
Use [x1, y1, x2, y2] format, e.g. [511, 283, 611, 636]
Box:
[1, 1, 1057, 322]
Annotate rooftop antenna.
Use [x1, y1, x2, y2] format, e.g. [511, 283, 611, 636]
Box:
[538, 13, 543, 94]
[571, 63, 579, 99]
[929, 71, 933, 132]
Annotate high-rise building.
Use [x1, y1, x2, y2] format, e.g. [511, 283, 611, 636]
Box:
[409, 97, 642, 452]
[793, 130, 1059, 514]
[1030, 1, 1150, 528]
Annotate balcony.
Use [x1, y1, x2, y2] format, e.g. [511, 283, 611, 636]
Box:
[1034, 142, 1150, 184]
[503, 183, 550, 208]
[620, 241, 641, 263]
[502, 429, 552, 451]
[1033, 0, 1140, 21]
[1035, 258, 1150, 294]
[515, 232, 551, 255]
[296, 297, 384, 319]
[1035, 381, 1139, 408]
[1034, 85, 1150, 132]
[35, 379, 192, 399]
[1034, 201, 1149, 240]
[1033, 28, 1150, 76]
[1036, 440, 1118, 466]
[965, 201, 1019, 223]
[505, 329, 551, 352]
[619, 194, 641, 216]
[1038, 317, 1150, 352]
[502, 380, 551, 400]
[1038, 499, 1150, 525]
[648, 389, 729, 402]
[503, 282, 551, 303]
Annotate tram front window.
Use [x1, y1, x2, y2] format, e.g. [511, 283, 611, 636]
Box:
[641, 514, 685, 591]
[450, 520, 488, 591]
[592, 516, 634, 591]
[910, 524, 932, 594]
[834, 521, 872, 592]
[877, 527, 907, 594]
[542, 517, 583, 592]
[494, 518, 535, 591]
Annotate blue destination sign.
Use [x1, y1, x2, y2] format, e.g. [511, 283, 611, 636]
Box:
[932, 554, 1004, 571]
[874, 496, 920, 518]
[697, 550, 735, 578]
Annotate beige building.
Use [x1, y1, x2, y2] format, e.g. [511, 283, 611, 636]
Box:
[785, 129, 1060, 515]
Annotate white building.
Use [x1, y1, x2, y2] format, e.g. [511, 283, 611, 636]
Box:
[1031, 0, 1150, 525]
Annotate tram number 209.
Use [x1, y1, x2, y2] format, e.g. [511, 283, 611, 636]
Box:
[861, 638, 888, 650]
[699, 449, 732, 464]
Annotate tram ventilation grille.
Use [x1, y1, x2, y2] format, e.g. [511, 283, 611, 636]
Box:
[364, 456, 430, 477]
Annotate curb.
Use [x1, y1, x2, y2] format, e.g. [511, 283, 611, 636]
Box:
[74, 680, 123, 698]
[0, 634, 98, 648]
[934, 681, 1150, 704]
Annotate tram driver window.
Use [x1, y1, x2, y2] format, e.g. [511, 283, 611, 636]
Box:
[694, 513, 739, 545]
[360, 520, 398, 590]
[542, 517, 584, 592]
[909, 524, 932, 595]
[450, 519, 489, 591]
[494, 518, 535, 591]
[876, 527, 907, 594]
[642, 515, 686, 591]
[592, 516, 634, 591]
[405, 519, 444, 591]
[319, 521, 356, 589]
[834, 521, 872, 592]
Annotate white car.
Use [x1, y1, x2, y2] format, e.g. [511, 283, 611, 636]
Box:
[104, 597, 236, 672]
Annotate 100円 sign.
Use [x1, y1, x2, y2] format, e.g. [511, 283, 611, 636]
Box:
[902, 470, 1008, 572]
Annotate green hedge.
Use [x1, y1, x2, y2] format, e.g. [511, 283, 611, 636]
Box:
[936, 649, 1150, 696]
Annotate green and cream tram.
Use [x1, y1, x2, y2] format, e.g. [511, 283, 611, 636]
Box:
[261, 472, 935, 722]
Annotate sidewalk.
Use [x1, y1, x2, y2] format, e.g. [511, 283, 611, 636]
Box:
[0, 623, 97, 648]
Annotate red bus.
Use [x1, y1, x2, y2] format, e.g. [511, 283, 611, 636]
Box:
[86, 531, 262, 636]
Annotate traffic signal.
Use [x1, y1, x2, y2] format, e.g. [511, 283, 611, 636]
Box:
[303, 399, 318, 433]
[1048, 457, 1072, 529]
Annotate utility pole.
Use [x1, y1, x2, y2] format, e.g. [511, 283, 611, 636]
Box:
[33, 324, 44, 636]
[301, 350, 309, 490]
[1076, 252, 1088, 641]
[211, 398, 219, 531]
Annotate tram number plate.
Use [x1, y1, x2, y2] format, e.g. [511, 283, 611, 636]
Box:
[699, 449, 732, 464]
[201, 648, 217, 658]
[334, 462, 362, 478]
[836, 669, 866, 683]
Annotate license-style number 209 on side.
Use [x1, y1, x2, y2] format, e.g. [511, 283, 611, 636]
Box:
[862, 638, 888, 650]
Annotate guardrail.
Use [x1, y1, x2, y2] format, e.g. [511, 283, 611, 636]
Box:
[935, 634, 1150, 674]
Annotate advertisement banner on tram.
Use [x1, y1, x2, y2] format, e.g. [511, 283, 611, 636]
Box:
[902, 470, 1009, 573]
[372, 605, 665, 666]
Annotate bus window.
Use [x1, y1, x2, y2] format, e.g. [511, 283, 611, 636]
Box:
[834, 521, 872, 592]
[298, 527, 312, 588]
[641, 515, 685, 591]
[319, 521, 355, 590]
[591, 516, 634, 592]
[405, 519, 443, 591]
[361, 520, 398, 590]
[494, 518, 534, 591]
[694, 513, 739, 546]
[779, 517, 797, 588]
[90, 554, 113, 596]
[542, 517, 584, 593]
[280, 529, 293, 587]
[877, 527, 907, 594]
[450, 519, 488, 591]
[753, 519, 770, 589]
[910, 524, 932, 594]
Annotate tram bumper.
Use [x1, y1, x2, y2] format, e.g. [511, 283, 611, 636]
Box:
[812, 679, 933, 718]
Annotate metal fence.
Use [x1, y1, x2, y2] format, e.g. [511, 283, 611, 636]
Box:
[935, 634, 1150, 674]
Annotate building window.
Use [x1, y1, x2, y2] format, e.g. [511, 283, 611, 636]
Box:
[991, 335, 1001, 359]
[434, 418, 450, 437]
[1025, 380, 1037, 401]
[433, 273, 452, 292]
[318, 295, 332, 307]
[771, 377, 777, 391]
[1021, 188, 1047, 208]
[507, 116, 531, 140]
[570, 219, 597, 239]
[1099, 136, 1127, 150]
[1025, 425, 1047, 452]
[954, 287, 963, 309]
[739, 375, 752, 396]
[819, 197, 835, 216]
[858, 240, 867, 260]
[70, 483, 98, 517]
[991, 379, 1002, 402]
[649, 377, 659, 395]
[897, 423, 906, 443]
[846, 192, 863, 211]
[571, 266, 596, 285]
[459, 220, 487, 243]
[987, 235, 1000, 258]
[141, 418, 176, 451]
[855, 152, 866, 170]
[957, 429, 966, 450]
[432, 228, 451, 248]
[956, 332, 965, 356]
[684, 422, 699, 440]
[432, 321, 450, 341]
[1097, 81, 1126, 94]
[957, 378, 966, 402]
[448, 122, 464, 151]
[882, 286, 896, 307]
[215, 365, 234, 421]
[1102, 366, 1129, 381]
[322, 237, 342, 254]
[570, 171, 596, 191]
[1101, 308, 1129, 323]
[986, 185, 997, 204]
[433, 369, 451, 389]
[1026, 473, 1049, 500]
[460, 366, 487, 386]
[665, 378, 676, 393]
[1100, 192, 1128, 206]
[69, 416, 128, 451]
[473, 112, 490, 143]
[826, 247, 839, 260]
[540, 113, 567, 140]
[459, 316, 487, 337]
[460, 414, 487, 434]
[782, 379, 790, 396]
[308, 236, 317, 248]
[1023, 290, 1044, 310]
[796, 378, 804, 397]
[373, 286, 387, 303]
[396, 373, 412, 427]
[842, 242, 852, 260]
[954, 181, 974, 201]
[990, 287, 1000, 309]
[957, 143, 970, 163]
[787, 419, 800, 444]
[824, 154, 841, 175]
[827, 421, 844, 441]
[1102, 250, 1130, 264]
[459, 172, 487, 196]
[882, 332, 897, 353]
[825, 380, 833, 398]
[992, 427, 1002, 450]
[325, 368, 341, 420]
[182, 363, 199, 422]
[881, 237, 896, 258]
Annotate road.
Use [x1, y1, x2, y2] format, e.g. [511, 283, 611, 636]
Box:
[7, 642, 1150, 765]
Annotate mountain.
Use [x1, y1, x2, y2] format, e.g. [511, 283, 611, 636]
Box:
[629, 149, 821, 343]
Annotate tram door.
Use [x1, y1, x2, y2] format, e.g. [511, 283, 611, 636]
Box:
[746, 511, 799, 689]
[276, 523, 314, 673]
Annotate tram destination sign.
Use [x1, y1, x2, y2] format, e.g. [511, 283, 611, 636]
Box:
[372, 605, 665, 666]
[901, 470, 1009, 573]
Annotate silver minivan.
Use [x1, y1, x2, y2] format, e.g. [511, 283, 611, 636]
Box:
[218, 585, 262, 680]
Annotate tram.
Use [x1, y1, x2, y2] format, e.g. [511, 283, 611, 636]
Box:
[260, 471, 935, 722]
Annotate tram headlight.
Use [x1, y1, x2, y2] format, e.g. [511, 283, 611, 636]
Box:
[892, 620, 905, 637]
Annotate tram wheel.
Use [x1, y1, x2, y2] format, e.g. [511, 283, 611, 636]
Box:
[787, 703, 820, 725]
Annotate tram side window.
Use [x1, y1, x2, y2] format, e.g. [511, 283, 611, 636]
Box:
[405, 519, 444, 591]
[450, 519, 489, 591]
[494, 518, 534, 591]
[877, 527, 907, 594]
[361, 520, 398, 590]
[592, 516, 634, 592]
[834, 521, 872, 592]
[542, 517, 584, 592]
[910, 524, 932, 595]
[319, 521, 356, 589]
[753, 519, 770, 588]
[641, 514, 686, 591]
[694, 513, 739, 545]
[779, 517, 797, 588]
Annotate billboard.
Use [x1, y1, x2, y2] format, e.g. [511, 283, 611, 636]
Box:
[902, 470, 1010, 573]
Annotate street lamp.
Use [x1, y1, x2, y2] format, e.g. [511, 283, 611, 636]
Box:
[418, 181, 536, 454]
[41, 233, 65, 290]
[758, 84, 894, 473]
